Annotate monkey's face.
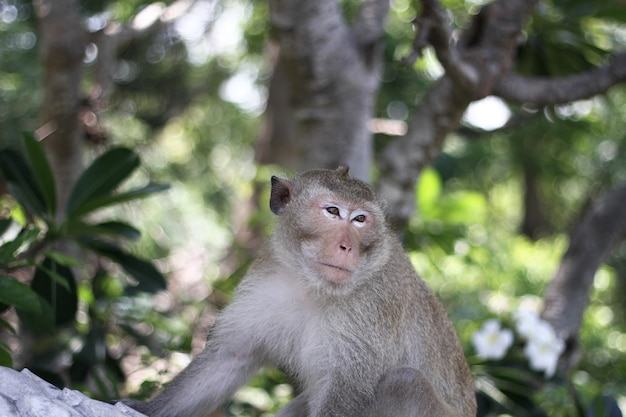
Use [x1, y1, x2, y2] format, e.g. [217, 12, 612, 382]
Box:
[301, 197, 370, 285]
[270, 168, 390, 295]
[282, 193, 388, 295]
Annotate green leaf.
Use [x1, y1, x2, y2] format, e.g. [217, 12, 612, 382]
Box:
[22, 132, 56, 218]
[0, 226, 40, 266]
[0, 219, 19, 264]
[66, 220, 141, 241]
[0, 148, 47, 217]
[438, 191, 487, 225]
[66, 183, 169, 219]
[91, 221, 141, 240]
[0, 275, 42, 312]
[66, 148, 140, 217]
[0, 318, 15, 333]
[34, 260, 71, 292]
[45, 249, 80, 268]
[20, 257, 78, 328]
[84, 240, 166, 294]
[0, 343, 13, 367]
[15, 295, 54, 333]
[416, 167, 442, 215]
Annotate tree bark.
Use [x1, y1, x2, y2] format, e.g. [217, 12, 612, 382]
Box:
[377, 76, 472, 229]
[255, 43, 301, 170]
[495, 52, 626, 105]
[34, 0, 88, 221]
[520, 167, 549, 239]
[542, 184, 626, 371]
[266, 0, 388, 181]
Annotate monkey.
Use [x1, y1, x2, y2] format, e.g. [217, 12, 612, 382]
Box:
[127, 166, 476, 417]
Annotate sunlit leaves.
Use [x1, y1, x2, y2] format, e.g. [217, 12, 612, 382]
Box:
[0, 133, 56, 223]
[0, 223, 40, 265]
[416, 167, 487, 225]
[0, 148, 49, 220]
[416, 167, 442, 211]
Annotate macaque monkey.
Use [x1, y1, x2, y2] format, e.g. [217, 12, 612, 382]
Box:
[128, 166, 476, 417]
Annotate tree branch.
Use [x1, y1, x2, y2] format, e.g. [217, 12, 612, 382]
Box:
[409, 0, 479, 91]
[377, 76, 471, 229]
[352, 0, 389, 48]
[378, 0, 539, 230]
[495, 52, 626, 105]
[400, 15, 431, 64]
[542, 184, 626, 372]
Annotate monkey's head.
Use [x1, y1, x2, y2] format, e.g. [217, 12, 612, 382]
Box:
[269, 166, 391, 295]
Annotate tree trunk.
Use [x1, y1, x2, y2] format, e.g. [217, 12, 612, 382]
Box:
[521, 167, 549, 239]
[542, 184, 626, 372]
[265, 0, 388, 181]
[34, 0, 87, 221]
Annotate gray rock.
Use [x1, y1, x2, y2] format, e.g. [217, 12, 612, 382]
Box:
[0, 367, 146, 417]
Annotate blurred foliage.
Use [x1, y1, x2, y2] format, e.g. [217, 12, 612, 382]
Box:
[1, 0, 626, 415]
[0, 133, 167, 396]
[406, 158, 626, 415]
[0, 0, 39, 148]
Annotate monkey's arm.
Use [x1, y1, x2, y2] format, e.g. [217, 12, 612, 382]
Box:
[149, 348, 309, 417]
[133, 341, 261, 417]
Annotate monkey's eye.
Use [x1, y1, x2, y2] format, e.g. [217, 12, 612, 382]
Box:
[353, 214, 366, 223]
[326, 206, 340, 216]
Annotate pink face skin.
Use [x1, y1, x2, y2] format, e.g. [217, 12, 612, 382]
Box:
[300, 198, 373, 289]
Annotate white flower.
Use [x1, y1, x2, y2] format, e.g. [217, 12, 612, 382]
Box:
[523, 320, 565, 378]
[513, 307, 541, 339]
[472, 319, 514, 360]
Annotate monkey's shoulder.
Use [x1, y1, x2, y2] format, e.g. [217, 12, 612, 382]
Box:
[376, 247, 435, 294]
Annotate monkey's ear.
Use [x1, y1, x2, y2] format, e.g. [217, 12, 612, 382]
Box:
[270, 176, 292, 215]
[336, 166, 350, 177]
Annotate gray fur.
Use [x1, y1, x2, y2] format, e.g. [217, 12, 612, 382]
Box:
[129, 167, 476, 417]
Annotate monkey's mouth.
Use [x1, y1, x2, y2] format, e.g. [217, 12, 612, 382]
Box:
[318, 262, 353, 273]
[317, 262, 354, 283]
